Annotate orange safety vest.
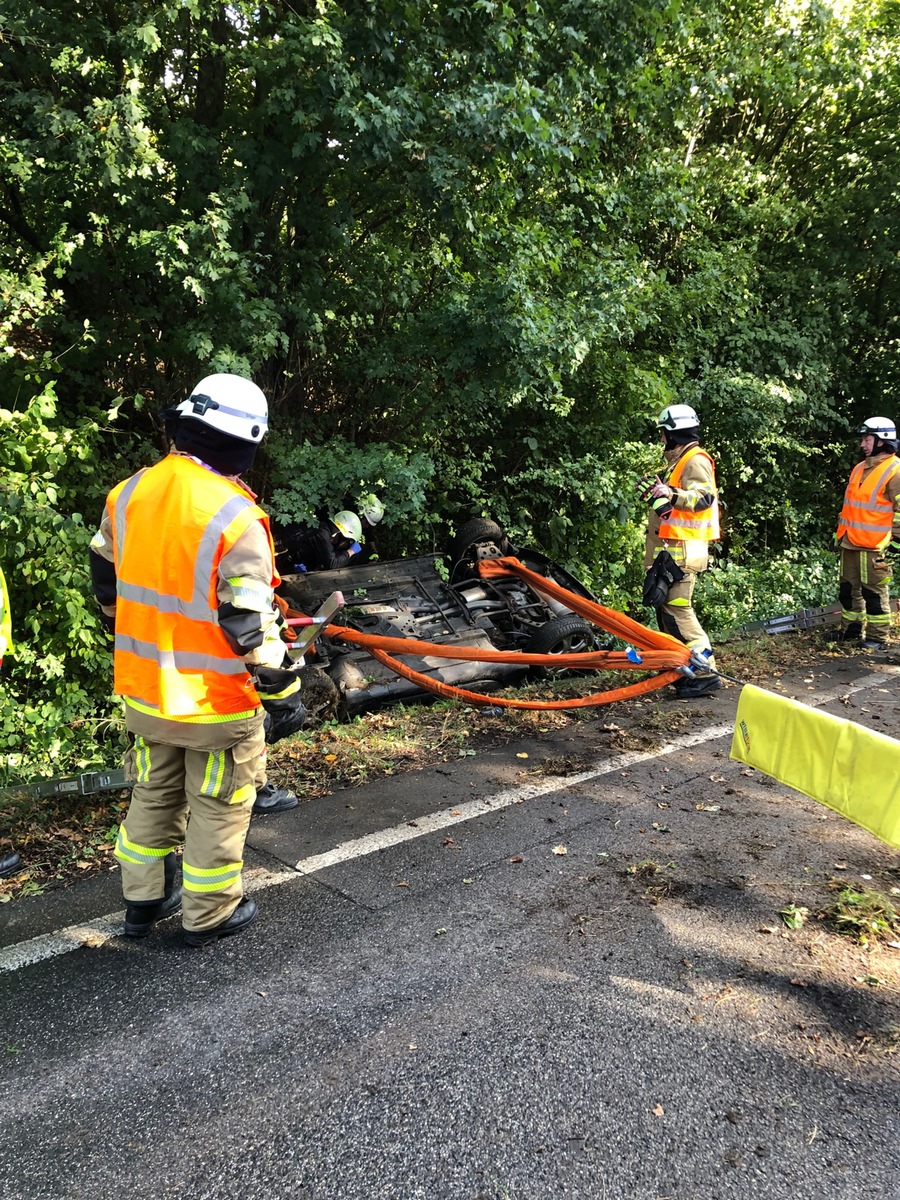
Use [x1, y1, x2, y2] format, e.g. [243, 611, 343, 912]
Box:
[107, 454, 277, 721]
[657, 446, 720, 542]
[836, 456, 900, 550]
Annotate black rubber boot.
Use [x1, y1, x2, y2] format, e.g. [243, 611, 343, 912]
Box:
[825, 624, 862, 643]
[252, 782, 299, 815]
[123, 852, 182, 938]
[672, 674, 722, 700]
[184, 897, 259, 947]
[0, 851, 22, 879]
[123, 890, 183, 938]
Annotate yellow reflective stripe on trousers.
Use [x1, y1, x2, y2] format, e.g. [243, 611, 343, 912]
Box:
[202, 750, 226, 796]
[114, 823, 176, 866]
[230, 783, 256, 806]
[182, 860, 243, 893]
[133, 735, 151, 783]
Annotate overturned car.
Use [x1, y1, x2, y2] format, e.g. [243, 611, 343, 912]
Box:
[276, 519, 605, 718]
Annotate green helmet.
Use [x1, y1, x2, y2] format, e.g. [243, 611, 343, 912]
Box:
[359, 493, 385, 525]
[332, 511, 362, 542]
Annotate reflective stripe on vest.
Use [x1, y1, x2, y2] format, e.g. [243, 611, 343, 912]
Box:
[108, 455, 275, 719]
[657, 446, 720, 542]
[836, 457, 900, 550]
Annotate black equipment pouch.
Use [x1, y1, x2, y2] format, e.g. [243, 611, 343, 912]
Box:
[642, 550, 686, 607]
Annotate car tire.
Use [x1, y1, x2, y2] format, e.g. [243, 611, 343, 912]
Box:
[524, 615, 600, 678]
[448, 518, 511, 580]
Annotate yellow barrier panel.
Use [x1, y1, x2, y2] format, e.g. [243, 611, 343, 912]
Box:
[730, 684, 900, 850]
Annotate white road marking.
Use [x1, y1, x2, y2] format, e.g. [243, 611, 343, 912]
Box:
[0, 670, 892, 974]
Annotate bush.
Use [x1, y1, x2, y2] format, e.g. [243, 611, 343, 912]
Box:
[0, 383, 127, 786]
[698, 547, 837, 640]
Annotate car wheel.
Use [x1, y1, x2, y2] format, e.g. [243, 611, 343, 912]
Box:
[448, 518, 511, 580]
[524, 615, 600, 678]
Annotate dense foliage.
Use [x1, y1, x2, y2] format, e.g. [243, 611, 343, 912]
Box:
[1, 0, 898, 780]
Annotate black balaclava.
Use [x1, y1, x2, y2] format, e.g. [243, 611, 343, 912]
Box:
[174, 417, 257, 476]
[662, 426, 700, 452]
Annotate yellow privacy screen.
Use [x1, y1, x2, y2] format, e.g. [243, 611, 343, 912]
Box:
[730, 684, 900, 850]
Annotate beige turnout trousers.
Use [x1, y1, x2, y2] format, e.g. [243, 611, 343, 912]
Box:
[115, 715, 265, 932]
[838, 547, 893, 643]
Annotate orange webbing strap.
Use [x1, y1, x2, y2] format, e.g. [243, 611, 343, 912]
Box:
[321, 624, 686, 670]
[364, 645, 683, 708]
[478, 557, 690, 655]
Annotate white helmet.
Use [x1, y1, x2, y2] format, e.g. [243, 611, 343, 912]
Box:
[857, 416, 897, 441]
[177, 374, 268, 444]
[332, 511, 362, 542]
[657, 404, 700, 431]
[359, 493, 385, 525]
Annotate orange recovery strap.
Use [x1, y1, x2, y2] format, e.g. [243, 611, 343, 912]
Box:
[289, 556, 692, 710]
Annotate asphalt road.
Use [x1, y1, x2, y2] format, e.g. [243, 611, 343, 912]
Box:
[1, 657, 899, 1200]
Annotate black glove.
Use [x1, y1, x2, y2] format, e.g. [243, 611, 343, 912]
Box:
[253, 666, 308, 744]
[634, 475, 656, 503]
[635, 475, 674, 520]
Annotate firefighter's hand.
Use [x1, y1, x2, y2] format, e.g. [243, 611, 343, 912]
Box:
[254, 666, 309, 744]
[649, 476, 672, 501]
[634, 475, 657, 503]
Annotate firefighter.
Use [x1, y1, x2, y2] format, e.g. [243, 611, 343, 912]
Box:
[354, 493, 386, 564]
[830, 417, 900, 647]
[637, 404, 722, 699]
[0, 566, 22, 880]
[276, 510, 363, 573]
[89, 373, 307, 946]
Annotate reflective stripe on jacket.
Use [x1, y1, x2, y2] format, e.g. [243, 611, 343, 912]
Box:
[836, 456, 900, 550]
[107, 454, 275, 720]
[0, 566, 11, 663]
[657, 446, 720, 542]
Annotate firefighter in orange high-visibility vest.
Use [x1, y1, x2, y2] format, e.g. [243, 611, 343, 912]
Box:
[636, 404, 722, 699]
[829, 417, 900, 648]
[90, 374, 308, 947]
